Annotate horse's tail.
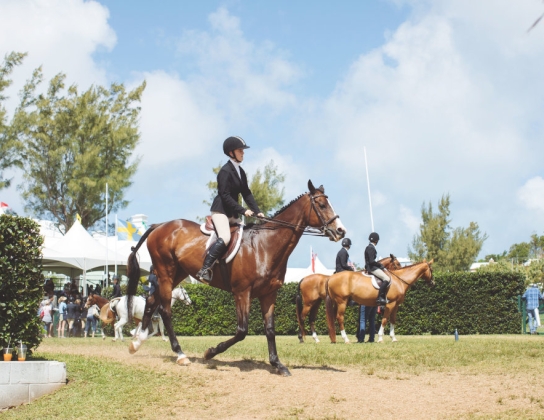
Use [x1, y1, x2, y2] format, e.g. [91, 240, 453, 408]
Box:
[126, 224, 159, 323]
[296, 278, 305, 339]
[325, 279, 338, 343]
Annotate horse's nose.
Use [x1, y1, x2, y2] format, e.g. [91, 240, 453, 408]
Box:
[336, 226, 346, 237]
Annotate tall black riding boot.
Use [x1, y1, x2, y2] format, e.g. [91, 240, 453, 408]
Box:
[376, 281, 390, 305]
[196, 238, 227, 284]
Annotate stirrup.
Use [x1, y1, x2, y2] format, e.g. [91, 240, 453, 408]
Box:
[196, 267, 213, 285]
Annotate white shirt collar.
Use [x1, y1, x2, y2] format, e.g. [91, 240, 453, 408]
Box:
[229, 158, 241, 178]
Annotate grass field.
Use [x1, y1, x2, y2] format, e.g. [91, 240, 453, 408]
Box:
[2, 334, 544, 419]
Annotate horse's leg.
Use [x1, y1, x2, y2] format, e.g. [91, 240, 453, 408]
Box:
[377, 306, 392, 343]
[204, 289, 251, 362]
[336, 301, 350, 344]
[129, 297, 160, 354]
[259, 291, 291, 376]
[114, 318, 126, 342]
[297, 302, 313, 343]
[159, 317, 168, 341]
[390, 306, 399, 342]
[309, 301, 322, 343]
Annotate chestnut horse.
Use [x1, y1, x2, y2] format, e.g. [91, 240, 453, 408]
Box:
[126, 181, 346, 375]
[296, 255, 401, 343]
[325, 260, 435, 343]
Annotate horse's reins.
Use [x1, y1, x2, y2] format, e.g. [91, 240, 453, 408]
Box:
[254, 193, 339, 237]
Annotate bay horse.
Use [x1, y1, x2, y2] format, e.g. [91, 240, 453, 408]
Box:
[296, 255, 401, 343]
[126, 180, 346, 375]
[325, 260, 434, 343]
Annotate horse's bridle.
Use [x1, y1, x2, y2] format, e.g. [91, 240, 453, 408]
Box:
[255, 192, 340, 237]
[391, 261, 435, 287]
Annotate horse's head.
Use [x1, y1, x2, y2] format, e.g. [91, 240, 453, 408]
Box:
[423, 259, 435, 287]
[85, 293, 96, 309]
[307, 180, 347, 242]
[174, 287, 192, 306]
[389, 254, 402, 270]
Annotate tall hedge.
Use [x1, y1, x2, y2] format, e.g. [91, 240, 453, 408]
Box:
[168, 271, 524, 337]
[0, 215, 44, 353]
[396, 271, 525, 335]
[101, 271, 524, 339]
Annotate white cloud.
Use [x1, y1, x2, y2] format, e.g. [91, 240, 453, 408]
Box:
[399, 205, 420, 234]
[518, 176, 544, 212]
[0, 0, 116, 101]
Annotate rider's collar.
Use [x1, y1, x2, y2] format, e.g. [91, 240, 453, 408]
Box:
[229, 159, 242, 177]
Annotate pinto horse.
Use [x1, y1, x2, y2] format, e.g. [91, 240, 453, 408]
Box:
[296, 255, 401, 343]
[85, 288, 191, 341]
[126, 180, 346, 375]
[325, 260, 434, 343]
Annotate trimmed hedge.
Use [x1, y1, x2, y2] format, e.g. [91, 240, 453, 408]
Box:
[99, 271, 524, 338]
[0, 215, 44, 354]
[169, 271, 524, 336]
[396, 271, 525, 335]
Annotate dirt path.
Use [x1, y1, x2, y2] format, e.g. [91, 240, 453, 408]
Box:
[37, 340, 544, 419]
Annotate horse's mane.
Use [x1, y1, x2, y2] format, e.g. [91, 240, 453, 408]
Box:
[270, 193, 307, 218]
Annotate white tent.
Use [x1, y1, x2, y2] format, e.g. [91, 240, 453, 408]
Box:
[284, 255, 334, 283]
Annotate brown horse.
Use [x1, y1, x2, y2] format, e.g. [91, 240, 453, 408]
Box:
[296, 255, 401, 343]
[126, 180, 346, 375]
[325, 260, 434, 343]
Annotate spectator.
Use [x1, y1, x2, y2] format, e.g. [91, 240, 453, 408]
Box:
[85, 302, 100, 338]
[95, 282, 102, 296]
[57, 296, 67, 338]
[357, 305, 377, 343]
[73, 299, 83, 337]
[523, 284, 543, 335]
[80, 297, 88, 336]
[40, 298, 53, 338]
[66, 297, 79, 337]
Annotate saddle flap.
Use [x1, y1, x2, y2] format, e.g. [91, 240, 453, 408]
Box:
[204, 224, 244, 264]
[359, 271, 382, 290]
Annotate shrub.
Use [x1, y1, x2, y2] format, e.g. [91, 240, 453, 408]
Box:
[0, 215, 44, 354]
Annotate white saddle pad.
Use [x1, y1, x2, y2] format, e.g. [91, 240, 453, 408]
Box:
[359, 271, 380, 290]
[204, 227, 244, 264]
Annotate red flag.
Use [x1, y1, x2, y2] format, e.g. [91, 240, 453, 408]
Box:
[311, 247, 317, 273]
[0, 202, 8, 208]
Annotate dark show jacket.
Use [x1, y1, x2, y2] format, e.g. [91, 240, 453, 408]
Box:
[336, 247, 354, 272]
[210, 160, 261, 218]
[364, 243, 385, 271]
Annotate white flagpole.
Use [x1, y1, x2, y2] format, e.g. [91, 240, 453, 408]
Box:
[364, 147, 375, 232]
[115, 214, 118, 278]
[105, 183, 109, 288]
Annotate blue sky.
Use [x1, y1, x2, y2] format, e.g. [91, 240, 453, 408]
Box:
[2, 0, 544, 269]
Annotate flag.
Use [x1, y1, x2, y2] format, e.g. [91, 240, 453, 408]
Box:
[0, 202, 8, 215]
[117, 219, 142, 241]
[76, 213, 81, 223]
[311, 247, 317, 273]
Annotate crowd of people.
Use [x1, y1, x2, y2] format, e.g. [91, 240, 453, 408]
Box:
[38, 279, 103, 338]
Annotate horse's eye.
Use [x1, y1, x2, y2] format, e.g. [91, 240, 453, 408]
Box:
[319, 203, 326, 209]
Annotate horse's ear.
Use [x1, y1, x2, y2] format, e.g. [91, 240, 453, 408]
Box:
[308, 180, 316, 194]
[428, 259, 434, 265]
[390, 253, 395, 259]
[423, 258, 427, 262]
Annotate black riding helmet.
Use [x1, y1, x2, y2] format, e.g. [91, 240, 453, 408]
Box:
[223, 136, 250, 157]
[342, 238, 352, 247]
[369, 232, 380, 243]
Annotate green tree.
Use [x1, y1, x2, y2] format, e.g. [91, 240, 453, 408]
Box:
[507, 242, 531, 264]
[201, 160, 285, 219]
[12, 68, 145, 233]
[0, 52, 26, 190]
[408, 194, 488, 272]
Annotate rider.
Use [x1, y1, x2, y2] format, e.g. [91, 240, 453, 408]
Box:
[196, 136, 264, 284]
[143, 265, 158, 297]
[365, 232, 391, 305]
[335, 238, 355, 273]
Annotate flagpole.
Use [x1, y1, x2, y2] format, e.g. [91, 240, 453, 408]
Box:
[105, 183, 109, 288]
[115, 214, 118, 278]
[363, 147, 375, 232]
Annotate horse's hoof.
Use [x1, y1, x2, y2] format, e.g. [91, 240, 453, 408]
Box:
[128, 341, 139, 354]
[391, 338, 398, 342]
[177, 356, 191, 366]
[112, 339, 117, 342]
[102, 336, 106, 341]
[162, 338, 168, 342]
[204, 347, 216, 360]
[277, 367, 292, 377]
[314, 339, 320, 343]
